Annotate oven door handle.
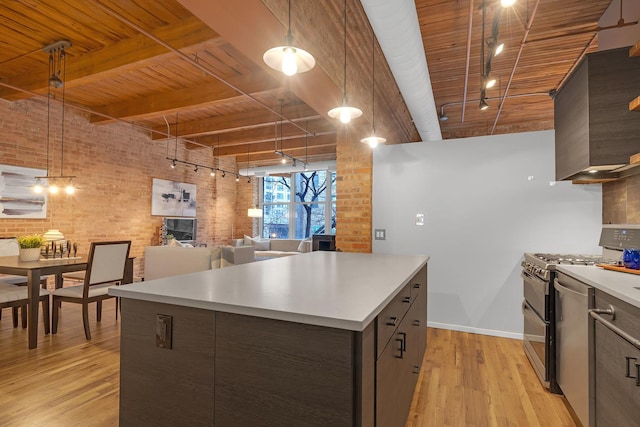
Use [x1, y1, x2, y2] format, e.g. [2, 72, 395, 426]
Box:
[590, 310, 640, 350]
[522, 300, 547, 327]
[554, 280, 588, 298]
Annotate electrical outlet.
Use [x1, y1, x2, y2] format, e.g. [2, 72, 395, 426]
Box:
[415, 214, 425, 226]
[156, 314, 173, 349]
[374, 229, 386, 240]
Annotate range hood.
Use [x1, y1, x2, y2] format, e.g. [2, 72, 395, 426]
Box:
[554, 46, 640, 182]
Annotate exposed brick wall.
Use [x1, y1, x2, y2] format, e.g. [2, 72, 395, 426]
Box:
[603, 173, 640, 224]
[0, 97, 242, 278]
[335, 126, 372, 253]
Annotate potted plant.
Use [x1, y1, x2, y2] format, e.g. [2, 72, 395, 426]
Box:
[17, 234, 45, 262]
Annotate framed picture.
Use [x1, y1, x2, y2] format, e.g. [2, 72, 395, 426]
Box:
[0, 164, 47, 219]
[151, 178, 197, 217]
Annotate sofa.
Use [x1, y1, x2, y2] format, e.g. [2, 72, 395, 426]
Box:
[243, 236, 312, 260]
[144, 245, 258, 281]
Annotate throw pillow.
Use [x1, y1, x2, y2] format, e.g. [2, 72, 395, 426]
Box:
[243, 235, 253, 246]
[252, 236, 270, 251]
[297, 238, 312, 253]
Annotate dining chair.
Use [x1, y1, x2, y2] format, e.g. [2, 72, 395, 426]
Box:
[0, 283, 50, 333]
[0, 238, 49, 323]
[52, 240, 131, 340]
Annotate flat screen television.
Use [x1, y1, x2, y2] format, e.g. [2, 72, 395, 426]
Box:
[163, 217, 197, 243]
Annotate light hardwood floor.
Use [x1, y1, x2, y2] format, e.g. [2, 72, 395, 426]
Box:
[0, 303, 576, 426]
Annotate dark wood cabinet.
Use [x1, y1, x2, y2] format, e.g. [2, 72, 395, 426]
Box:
[376, 265, 428, 427]
[592, 290, 640, 427]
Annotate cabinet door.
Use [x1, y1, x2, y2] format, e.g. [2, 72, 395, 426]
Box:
[594, 321, 640, 427]
[376, 326, 413, 427]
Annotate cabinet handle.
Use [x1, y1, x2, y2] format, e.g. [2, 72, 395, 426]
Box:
[402, 296, 411, 304]
[386, 316, 399, 327]
[413, 283, 421, 289]
[636, 364, 640, 387]
[413, 365, 421, 374]
[395, 336, 405, 359]
[399, 332, 407, 351]
[590, 311, 640, 349]
[591, 305, 616, 319]
[626, 357, 637, 379]
[413, 319, 420, 327]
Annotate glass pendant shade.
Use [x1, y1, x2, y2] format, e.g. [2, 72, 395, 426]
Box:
[263, 45, 315, 76]
[360, 134, 386, 149]
[328, 105, 363, 124]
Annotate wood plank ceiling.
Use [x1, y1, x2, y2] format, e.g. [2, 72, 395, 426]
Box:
[0, 0, 615, 168]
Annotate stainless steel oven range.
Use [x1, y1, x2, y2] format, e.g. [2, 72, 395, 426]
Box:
[521, 253, 606, 394]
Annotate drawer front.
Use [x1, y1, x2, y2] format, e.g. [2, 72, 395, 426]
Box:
[410, 265, 427, 301]
[594, 289, 640, 333]
[377, 283, 412, 358]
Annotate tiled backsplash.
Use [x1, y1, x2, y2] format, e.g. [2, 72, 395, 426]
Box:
[603, 173, 640, 224]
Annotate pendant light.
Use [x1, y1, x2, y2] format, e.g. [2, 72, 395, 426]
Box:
[35, 40, 76, 195]
[263, 0, 315, 76]
[328, 0, 362, 124]
[360, 32, 386, 149]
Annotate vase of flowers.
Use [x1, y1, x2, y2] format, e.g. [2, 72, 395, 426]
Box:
[17, 234, 45, 262]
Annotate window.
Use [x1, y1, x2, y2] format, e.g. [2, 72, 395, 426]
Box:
[259, 171, 336, 239]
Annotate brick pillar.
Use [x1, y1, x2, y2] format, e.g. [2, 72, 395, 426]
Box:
[335, 125, 372, 253]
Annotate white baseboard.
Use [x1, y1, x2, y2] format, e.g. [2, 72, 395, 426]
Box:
[427, 321, 523, 340]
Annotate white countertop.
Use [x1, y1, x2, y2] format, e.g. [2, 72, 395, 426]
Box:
[556, 265, 640, 308]
[110, 251, 429, 331]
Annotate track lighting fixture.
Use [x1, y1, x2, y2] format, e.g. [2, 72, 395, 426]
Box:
[210, 170, 215, 177]
[170, 159, 176, 169]
[222, 171, 226, 178]
[194, 165, 199, 173]
[438, 105, 449, 122]
[263, 0, 315, 76]
[485, 77, 496, 89]
[235, 175, 240, 182]
[479, 98, 490, 110]
[247, 176, 251, 184]
[495, 43, 504, 56]
[501, 0, 516, 7]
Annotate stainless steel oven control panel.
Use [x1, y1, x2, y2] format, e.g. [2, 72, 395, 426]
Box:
[600, 224, 640, 250]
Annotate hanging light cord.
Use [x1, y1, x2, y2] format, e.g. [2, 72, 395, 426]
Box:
[60, 47, 66, 177]
[342, 0, 348, 103]
[371, 32, 376, 131]
[46, 53, 52, 177]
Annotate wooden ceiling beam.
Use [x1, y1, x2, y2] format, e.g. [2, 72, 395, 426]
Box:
[235, 144, 337, 163]
[218, 133, 336, 156]
[0, 16, 218, 100]
[191, 119, 335, 148]
[151, 103, 320, 140]
[90, 71, 281, 123]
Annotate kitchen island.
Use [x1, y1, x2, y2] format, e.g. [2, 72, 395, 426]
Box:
[110, 251, 429, 427]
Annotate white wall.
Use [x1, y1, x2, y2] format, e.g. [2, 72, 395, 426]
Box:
[372, 130, 602, 339]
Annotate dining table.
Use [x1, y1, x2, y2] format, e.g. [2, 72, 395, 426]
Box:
[0, 255, 134, 349]
[0, 255, 87, 349]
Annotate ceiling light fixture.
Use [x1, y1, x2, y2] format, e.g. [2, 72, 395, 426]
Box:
[501, 0, 516, 7]
[170, 159, 176, 168]
[479, 97, 490, 110]
[263, 0, 315, 76]
[35, 40, 76, 195]
[439, 105, 449, 122]
[494, 43, 504, 56]
[485, 77, 496, 89]
[361, 30, 386, 149]
[328, 0, 362, 124]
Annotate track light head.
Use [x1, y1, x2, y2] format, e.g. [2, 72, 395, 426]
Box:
[210, 170, 215, 177]
[479, 98, 490, 110]
[170, 159, 177, 169]
[194, 165, 199, 172]
[439, 106, 449, 122]
[222, 171, 226, 178]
